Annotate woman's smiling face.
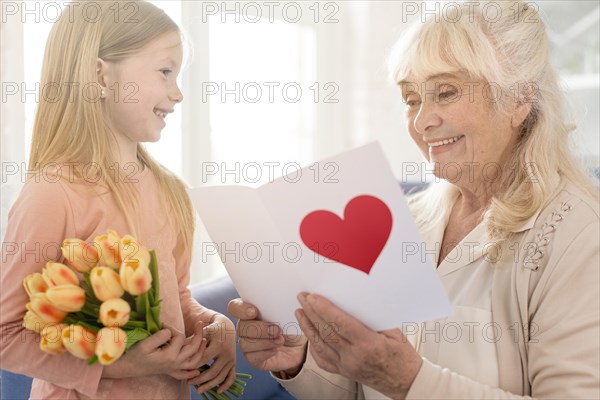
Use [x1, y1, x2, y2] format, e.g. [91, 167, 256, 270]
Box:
[401, 72, 521, 186]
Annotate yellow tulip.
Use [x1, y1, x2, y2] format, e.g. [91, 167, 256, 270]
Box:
[95, 327, 127, 365]
[61, 325, 97, 360]
[40, 324, 66, 355]
[62, 239, 99, 273]
[120, 235, 150, 266]
[90, 267, 124, 301]
[23, 273, 48, 297]
[99, 298, 131, 327]
[46, 284, 86, 313]
[42, 262, 79, 287]
[119, 259, 152, 295]
[94, 230, 122, 270]
[27, 293, 68, 323]
[22, 310, 52, 333]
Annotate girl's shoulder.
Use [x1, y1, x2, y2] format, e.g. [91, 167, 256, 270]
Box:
[14, 167, 106, 215]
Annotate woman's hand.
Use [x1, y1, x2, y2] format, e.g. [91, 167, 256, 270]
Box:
[189, 314, 237, 394]
[228, 298, 308, 376]
[102, 322, 207, 380]
[296, 292, 422, 400]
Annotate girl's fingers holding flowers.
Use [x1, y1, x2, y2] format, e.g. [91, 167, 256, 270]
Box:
[133, 329, 172, 356]
[216, 366, 237, 394]
[193, 359, 235, 393]
[178, 331, 205, 361]
[180, 338, 207, 370]
[168, 368, 201, 381]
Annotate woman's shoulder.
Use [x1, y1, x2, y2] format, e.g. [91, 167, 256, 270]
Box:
[539, 180, 600, 239]
[524, 179, 600, 270]
[561, 181, 600, 220]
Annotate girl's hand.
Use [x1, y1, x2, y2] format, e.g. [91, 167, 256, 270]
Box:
[296, 293, 422, 400]
[189, 314, 237, 394]
[167, 322, 208, 381]
[228, 298, 308, 377]
[102, 323, 207, 380]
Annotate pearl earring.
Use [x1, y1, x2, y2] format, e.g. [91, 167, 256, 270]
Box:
[100, 88, 106, 98]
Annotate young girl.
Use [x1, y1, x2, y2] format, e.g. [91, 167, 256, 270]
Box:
[0, 1, 236, 398]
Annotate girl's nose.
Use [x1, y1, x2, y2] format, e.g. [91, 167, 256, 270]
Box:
[170, 85, 183, 103]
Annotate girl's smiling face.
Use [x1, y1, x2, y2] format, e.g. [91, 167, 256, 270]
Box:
[401, 72, 522, 186]
[99, 31, 183, 146]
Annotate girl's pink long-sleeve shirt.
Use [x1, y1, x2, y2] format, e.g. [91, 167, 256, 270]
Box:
[1, 167, 213, 399]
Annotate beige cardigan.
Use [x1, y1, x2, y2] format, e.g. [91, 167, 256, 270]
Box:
[275, 182, 600, 399]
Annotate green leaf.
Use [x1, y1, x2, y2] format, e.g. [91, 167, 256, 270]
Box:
[75, 321, 101, 334]
[80, 302, 100, 318]
[149, 250, 160, 305]
[87, 355, 98, 365]
[147, 304, 161, 334]
[125, 327, 151, 350]
[121, 320, 147, 329]
[83, 272, 101, 305]
[136, 292, 147, 316]
[144, 294, 162, 334]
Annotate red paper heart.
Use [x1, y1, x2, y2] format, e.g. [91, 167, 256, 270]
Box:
[300, 195, 392, 274]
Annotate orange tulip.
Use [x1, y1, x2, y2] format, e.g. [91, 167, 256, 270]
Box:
[40, 324, 66, 355]
[61, 325, 97, 360]
[95, 327, 127, 365]
[46, 284, 86, 312]
[90, 267, 124, 301]
[42, 262, 79, 287]
[99, 298, 131, 327]
[23, 273, 48, 297]
[27, 293, 68, 323]
[95, 230, 122, 270]
[119, 259, 152, 295]
[62, 239, 99, 273]
[120, 235, 150, 266]
[23, 310, 52, 333]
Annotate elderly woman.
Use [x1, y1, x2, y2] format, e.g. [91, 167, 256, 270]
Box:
[228, 1, 600, 398]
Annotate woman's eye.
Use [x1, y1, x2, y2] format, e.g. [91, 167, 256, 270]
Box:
[160, 69, 172, 77]
[439, 90, 456, 100]
[405, 98, 421, 109]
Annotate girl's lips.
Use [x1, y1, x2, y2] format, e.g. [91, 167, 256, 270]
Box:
[153, 109, 167, 118]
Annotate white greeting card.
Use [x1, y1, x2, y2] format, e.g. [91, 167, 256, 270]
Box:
[188, 142, 451, 330]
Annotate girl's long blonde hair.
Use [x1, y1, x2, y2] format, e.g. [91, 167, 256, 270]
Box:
[390, 0, 599, 244]
[29, 0, 194, 260]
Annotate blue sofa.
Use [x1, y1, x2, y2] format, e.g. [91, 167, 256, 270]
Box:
[0, 275, 296, 400]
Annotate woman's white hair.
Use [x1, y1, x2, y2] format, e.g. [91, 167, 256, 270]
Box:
[389, 0, 598, 247]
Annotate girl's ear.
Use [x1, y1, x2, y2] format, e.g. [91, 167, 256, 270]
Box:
[96, 58, 110, 87]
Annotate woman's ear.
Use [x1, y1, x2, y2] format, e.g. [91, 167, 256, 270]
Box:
[511, 83, 536, 128]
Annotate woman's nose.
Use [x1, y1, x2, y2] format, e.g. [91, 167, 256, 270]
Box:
[413, 101, 442, 134]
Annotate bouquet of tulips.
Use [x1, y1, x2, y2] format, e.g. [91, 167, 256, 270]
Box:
[22, 229, 250, 399]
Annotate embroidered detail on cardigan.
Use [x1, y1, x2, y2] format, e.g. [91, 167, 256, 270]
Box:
[523, 201, 572, 271]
